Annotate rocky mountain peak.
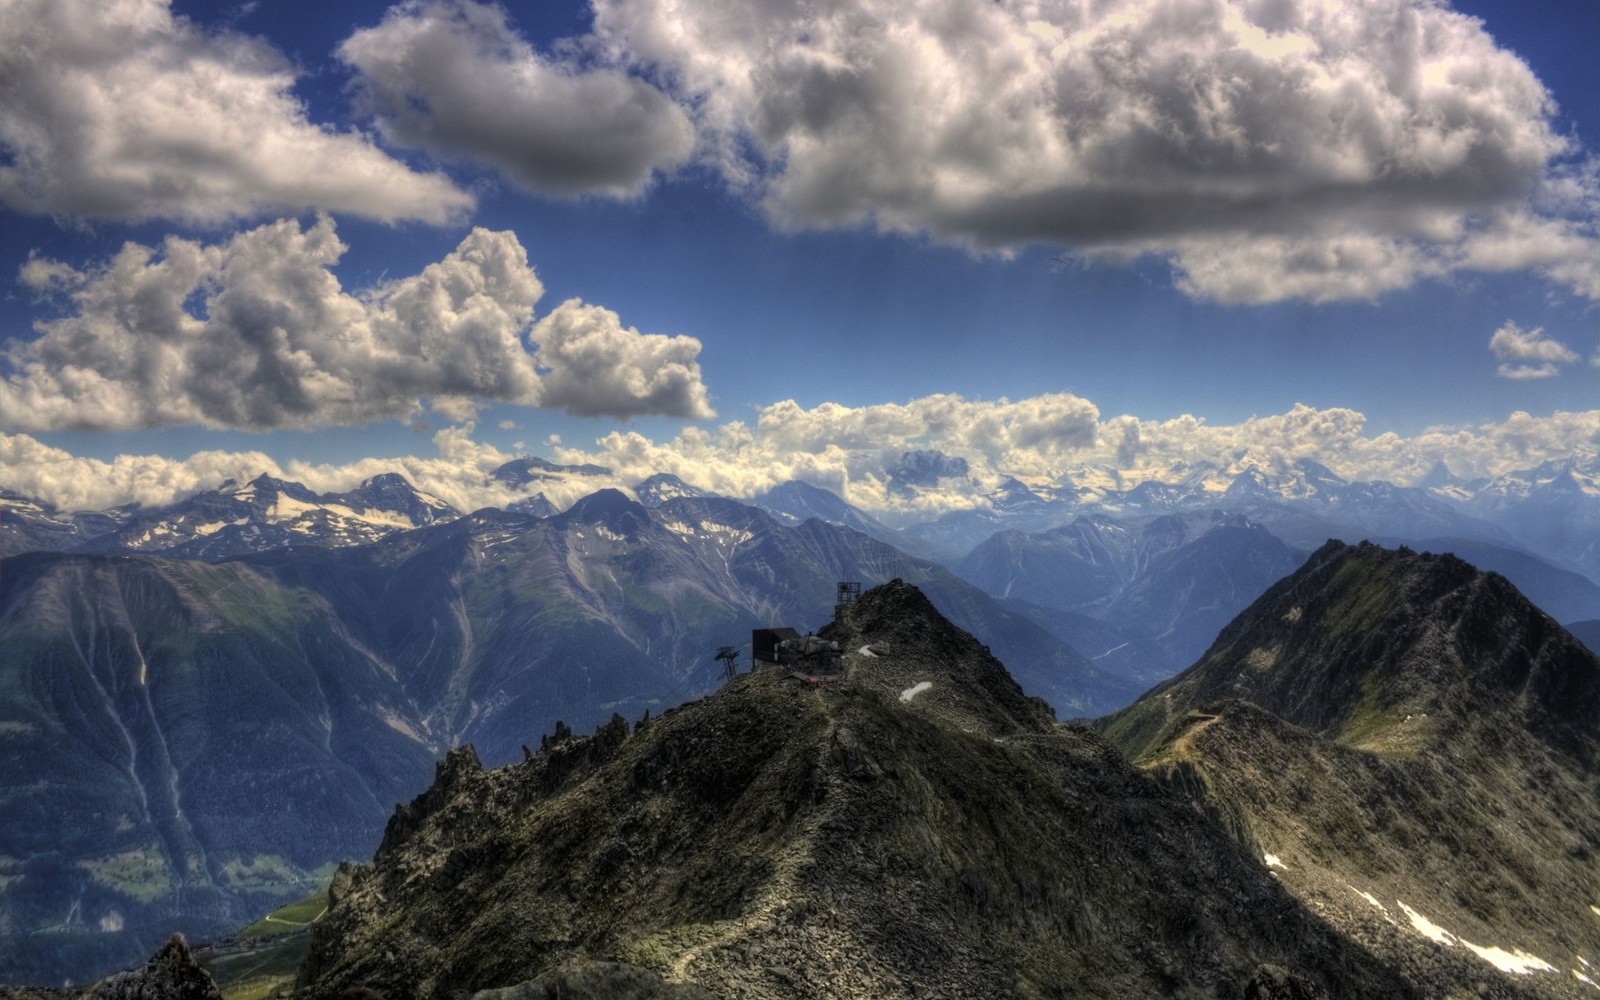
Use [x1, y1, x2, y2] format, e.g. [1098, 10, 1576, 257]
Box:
[83, 934, 221, 1000]
[1109, 539, 1600, 765]
[558, 489, 651, 532]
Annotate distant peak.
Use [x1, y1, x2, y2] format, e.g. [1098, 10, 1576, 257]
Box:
[1417, 459, 1462, 489]
[359, 471, 413, 490]
[561, 488, 650, 525]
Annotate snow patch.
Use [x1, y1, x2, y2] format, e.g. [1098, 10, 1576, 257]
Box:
[1263, 854, 1285, 869]
[899, 681, 932, 703]
[1398, 901, 1454, 945]
[594, 525, 627, 543]
[858, 645, 878, 659]
[661, 520, 697, 536]
[266, 495, 321, 521]
[699, 522, 753, 544]
[1461, 943, 1556, 976]
[1348, 885, 1391, 919]
[1395, 900, 1557, 976]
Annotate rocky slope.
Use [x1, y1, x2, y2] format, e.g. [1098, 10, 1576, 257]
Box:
[296, 581, 1411, 1000]
[1102, 541, 1600, 998]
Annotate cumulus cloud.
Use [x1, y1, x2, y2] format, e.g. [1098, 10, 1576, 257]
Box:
[0, 0, 472, 224]
[589, 0, 1598, 303]
[339, 0, 694, 199]
[1489, 321, 1580, 380]
[532, 301, 714, 419]
[4, 399, 1596, 516]
[3, 218, 713, 431]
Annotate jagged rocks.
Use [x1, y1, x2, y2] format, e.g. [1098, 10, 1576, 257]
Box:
[83, 935, 221, 1000]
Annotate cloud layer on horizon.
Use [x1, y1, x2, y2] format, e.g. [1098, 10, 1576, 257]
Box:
[3, 217, 714, 432]
[0, 0, 472, 225]
[4, 397, 1594, 516]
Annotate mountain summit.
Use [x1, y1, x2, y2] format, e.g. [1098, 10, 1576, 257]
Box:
[297, 580, 1407, 999]
[1104, 541, 1600, 998]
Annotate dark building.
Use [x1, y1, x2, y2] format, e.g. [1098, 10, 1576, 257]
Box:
[752, 627, 802, 668]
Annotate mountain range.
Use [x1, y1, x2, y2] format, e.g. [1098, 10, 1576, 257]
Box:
[0, 489, 1132, 984]
[3, 452, 1599, 988]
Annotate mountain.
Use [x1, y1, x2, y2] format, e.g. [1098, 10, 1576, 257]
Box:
[490, 457, 613, 488]
[1, 492, 1135, 984]
[68, 474, 459, 561]
[750, 480, 895, 539]
[634, 473, 716, 507]
[1373, 537, 1600, 625]
[1568, 620, 1600, 656]
[1103, 541, 1600, 998]
[0, 488, 130, 556]
[958, 511, 1303, 671]
[997, 598, 1182, 686]
[1419, 456, 1600, 583]
[0, 553, 438, 986]
[294, 580, 1411, 999]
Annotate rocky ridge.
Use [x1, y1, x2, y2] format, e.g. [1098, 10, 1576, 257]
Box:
[295, 580, 1411, 1000]
[1103, 541, 1600, 999]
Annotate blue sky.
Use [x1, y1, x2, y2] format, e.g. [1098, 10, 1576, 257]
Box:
[1, 0, 1596, 513]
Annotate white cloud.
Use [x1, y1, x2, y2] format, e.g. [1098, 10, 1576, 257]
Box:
[590, 0, 1598, 303]
[3, 217, 713, 431]
[339, 0, 693, 199]
[3, 400, 1596, 516]
[532, 300, 714, 420]
[1490, 321, 1580, 380]
[0, 0, 472, 225]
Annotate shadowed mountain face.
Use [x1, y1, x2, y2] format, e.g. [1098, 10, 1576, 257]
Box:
[0, 554, 436, 986]
[296, 581, 1411, 1000]
[957, 512, 1304, 672]
[1103, 541, 1600, 999]
[0, 494, 1134, 985]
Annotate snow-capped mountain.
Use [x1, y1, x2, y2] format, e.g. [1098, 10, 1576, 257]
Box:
[77, 472, 459, 559]
[634, 473, 717, 507]
[0, 487, 133, 555]
[1442, 456, 1600, 582]
[898, 455, 1509, 556]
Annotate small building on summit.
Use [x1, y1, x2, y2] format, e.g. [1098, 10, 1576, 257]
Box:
[752, 628, 843, 675]
[752, 627, 802, 668]
[746, 581, 858, 676]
